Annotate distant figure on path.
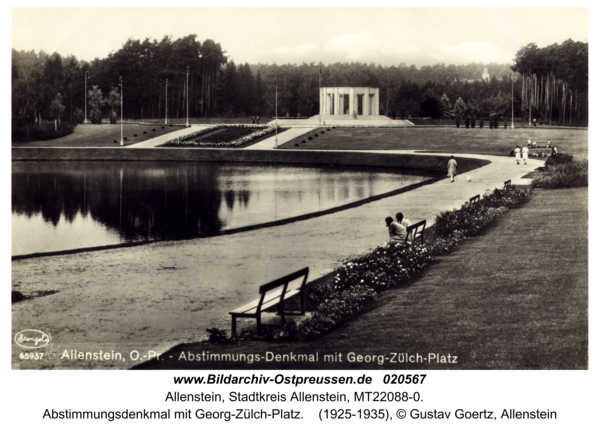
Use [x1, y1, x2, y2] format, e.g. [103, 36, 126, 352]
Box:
[514, 145, 522, 165]
[386, 216, 406, 245]
[447, 156, 458, 182]
[521, 144, 529, 165]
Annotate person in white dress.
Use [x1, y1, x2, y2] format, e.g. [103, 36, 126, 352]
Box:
[521, 145, 529, 165]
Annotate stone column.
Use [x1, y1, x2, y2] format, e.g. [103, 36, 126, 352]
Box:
[365, 88, 370, 115]
[349, 88, 355, 117]
[319, 88, 323, 115]
[375, 89, 380, 116]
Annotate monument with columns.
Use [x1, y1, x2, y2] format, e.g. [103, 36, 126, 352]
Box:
[268, 86, 413, 127]
[319, 87, 380, 117]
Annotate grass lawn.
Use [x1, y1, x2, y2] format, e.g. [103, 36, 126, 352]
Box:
[11, 123, 186, 147]
[135, 188, 587, 370]
[280, 126, 588, 160]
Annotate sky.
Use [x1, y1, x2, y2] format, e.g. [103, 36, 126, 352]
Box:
[11, 7, 588, 68]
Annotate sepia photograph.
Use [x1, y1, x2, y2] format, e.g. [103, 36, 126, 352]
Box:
[10, 7, 589, 373]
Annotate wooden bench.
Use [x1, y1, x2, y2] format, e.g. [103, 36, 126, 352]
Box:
[469, 194, 480, 205]
[504, 180, 511, 188]
[404, 220, 426, 246]
[230, 267, 309, 337]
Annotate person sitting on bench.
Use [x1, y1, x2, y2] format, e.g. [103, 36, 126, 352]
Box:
[386, 216, 406, 245]
[396, 212, 413, 243]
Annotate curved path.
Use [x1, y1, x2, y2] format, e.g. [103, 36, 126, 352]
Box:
[11, 128, 543, 369]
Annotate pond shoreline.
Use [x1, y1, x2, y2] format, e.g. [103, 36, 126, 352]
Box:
[12, 147, 490, 173]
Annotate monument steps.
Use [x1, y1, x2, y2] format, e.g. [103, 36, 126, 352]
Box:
[268, 115, 414, 127]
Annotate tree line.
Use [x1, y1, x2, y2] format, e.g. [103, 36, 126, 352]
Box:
[512, 39, 588, 126]
[12, 34, 588, 138]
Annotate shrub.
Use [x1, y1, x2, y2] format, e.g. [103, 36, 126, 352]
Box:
[434, 187, 530, 238]
[109, 111, 117, 125]
[428, 231, 466, 256]
[465, 118, 470, 129]
[456, 118, 461, 128]
[72, 108, 85, 124]
[435, 204, 508, 238]
[545, 153, 573, 167]
[479, 119, 484, 129]
[12, 120, 75, 142]
[471, 118, 476, 128]
[90, 108, 103, 124]
[480, 186, 531, 209]
[296, 285, 377, 339]
[532, 159, 588, 188]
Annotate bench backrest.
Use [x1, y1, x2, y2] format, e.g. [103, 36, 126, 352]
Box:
[256, 267, 309, 311]
[405, 220, 426, 246]
[469, 194, 480, 205]
[504, 180, 511, 188]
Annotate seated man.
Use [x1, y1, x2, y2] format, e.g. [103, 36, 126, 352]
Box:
[396, 212, 412, 243]
[385, 216, 406, 245]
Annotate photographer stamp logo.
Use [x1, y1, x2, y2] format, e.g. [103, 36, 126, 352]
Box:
[15, 330, 51, 349]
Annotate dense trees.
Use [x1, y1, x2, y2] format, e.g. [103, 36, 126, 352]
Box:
[12, 36, 588, 137]
[512, 39, 588, 126]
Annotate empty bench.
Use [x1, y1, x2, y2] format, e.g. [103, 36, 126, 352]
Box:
[230, 267, 309, 337]
[469, 194, 480, 205]
[404, 220, 426, 246]
[504, 180, 512, 188]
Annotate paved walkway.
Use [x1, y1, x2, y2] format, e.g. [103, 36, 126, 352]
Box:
[11, 127, 543, 369]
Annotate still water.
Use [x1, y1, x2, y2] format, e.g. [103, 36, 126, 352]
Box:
[12, 161, 435, 256]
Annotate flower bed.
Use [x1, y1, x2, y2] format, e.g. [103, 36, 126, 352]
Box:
[162, 124, 282, 148]
[246, 185, 531, 341]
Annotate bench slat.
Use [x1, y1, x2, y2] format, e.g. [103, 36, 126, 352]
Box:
[230, 287, 302, 315]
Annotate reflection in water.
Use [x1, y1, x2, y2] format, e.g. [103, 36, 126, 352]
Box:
[12, 161, 434, 255]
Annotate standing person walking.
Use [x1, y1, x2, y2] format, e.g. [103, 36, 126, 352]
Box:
[521, 144, 529, 165]
[447, 155, 458, 182]
[514, 145, 522, 165]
